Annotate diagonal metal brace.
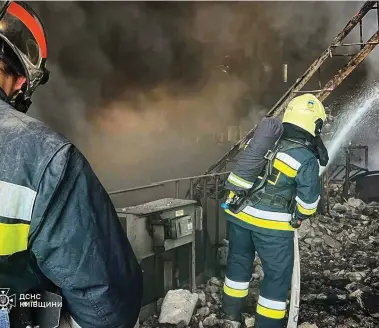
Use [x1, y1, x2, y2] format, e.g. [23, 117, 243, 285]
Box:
[192, 1, 378, 188]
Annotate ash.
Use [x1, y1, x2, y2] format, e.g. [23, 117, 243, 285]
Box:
[141, 194, 379, 328]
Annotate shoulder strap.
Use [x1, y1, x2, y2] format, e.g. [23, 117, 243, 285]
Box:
[281, 138, 318, 156]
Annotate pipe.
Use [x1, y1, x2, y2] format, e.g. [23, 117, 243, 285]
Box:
[109, 172, 229, 195]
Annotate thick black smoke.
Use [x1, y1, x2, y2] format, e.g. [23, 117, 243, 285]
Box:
[28, 1, 374, 190]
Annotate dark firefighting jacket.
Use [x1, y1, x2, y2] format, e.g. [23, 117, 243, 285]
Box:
[0, 98, 142, 327]
[225, 124, 321, 237]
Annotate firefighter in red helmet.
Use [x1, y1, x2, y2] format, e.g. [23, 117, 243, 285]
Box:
[0, 1, 50, 112]
[0, 2, 143, 328]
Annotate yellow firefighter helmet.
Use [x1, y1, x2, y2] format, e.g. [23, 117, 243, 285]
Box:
[282, 94, 326, 137]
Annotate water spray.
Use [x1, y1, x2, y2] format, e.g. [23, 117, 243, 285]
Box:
[320, 84, 379, 176]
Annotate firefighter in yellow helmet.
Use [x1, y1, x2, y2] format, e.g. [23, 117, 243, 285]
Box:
[222, 94, 328, 328]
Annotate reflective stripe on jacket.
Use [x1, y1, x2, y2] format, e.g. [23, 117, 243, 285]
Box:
[225, 140, 320, 237]
[0, 100, 142, 328]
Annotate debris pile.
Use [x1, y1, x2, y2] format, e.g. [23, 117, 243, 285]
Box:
[141, 276, 256, 328]
[298, 197, 379, 327]
[141, 197, 379, 328]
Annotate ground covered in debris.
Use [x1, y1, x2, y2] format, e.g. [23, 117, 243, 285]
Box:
[141, 197, 379, 328]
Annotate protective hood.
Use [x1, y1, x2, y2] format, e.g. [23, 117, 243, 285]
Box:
[283, 123, 329, 166]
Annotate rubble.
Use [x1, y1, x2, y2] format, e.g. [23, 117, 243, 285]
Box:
[196, 291, 207, 307]
[253, 265, 264, 280]
[347, 198, 366, 210]
[203, 314, 219, 327]
[322, 234, 342, 249]
[241, 314, 255, 327]
[197, 306, 210, 318]
[209, 277, 223, 287]
[299, 196, 379, 327]
[332, 203, 347, 213]
[158, 289, 198, 325]
[217, 240, 229, 267]
[142, 195, 379, 328]
[221, 320, 241, 328]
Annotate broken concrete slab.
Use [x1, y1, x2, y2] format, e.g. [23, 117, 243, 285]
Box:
[322, 234, 342, 249]
[348, 197, 366, 210]
[158, 289, 198, 325]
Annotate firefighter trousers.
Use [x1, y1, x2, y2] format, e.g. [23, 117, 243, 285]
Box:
[222, 222, 294, 328]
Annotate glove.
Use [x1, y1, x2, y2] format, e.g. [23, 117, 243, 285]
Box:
[290, 214, 302, 229]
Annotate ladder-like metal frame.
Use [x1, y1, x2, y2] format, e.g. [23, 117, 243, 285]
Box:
[191, 1, 379, 196]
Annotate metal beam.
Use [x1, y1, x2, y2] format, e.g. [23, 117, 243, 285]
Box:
[192, 1, 378, 188]
[269, 1, 376, 117]
[316, 31, 379, 101]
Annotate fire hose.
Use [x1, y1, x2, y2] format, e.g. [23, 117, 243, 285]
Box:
[287, 165, 328, 328]
[287, 229, 300, 328]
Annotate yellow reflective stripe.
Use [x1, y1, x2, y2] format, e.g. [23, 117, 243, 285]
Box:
[223, 284, 248, 298]
[273, 159, 297, 178]
[297, 203, 317, 215]
[0, 223, 29, 255]
[225, 209, 294, 232]
[227, 173, 254, 189]
[256, 304, 286, 319]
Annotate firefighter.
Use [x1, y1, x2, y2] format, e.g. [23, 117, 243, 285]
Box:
[0, 2, 142, 327]
[222, 94, 327, 328]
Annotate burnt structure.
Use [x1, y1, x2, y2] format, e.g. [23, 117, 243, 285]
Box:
[109, 1, 379, 324]
[191, 1, 379, 193]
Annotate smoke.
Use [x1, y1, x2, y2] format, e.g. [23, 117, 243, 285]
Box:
[27, 1, 375, 191]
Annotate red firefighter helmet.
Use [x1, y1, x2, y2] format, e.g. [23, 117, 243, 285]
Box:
[0, 0, 49, 112]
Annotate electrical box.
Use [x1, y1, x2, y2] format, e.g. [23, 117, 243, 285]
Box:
[117, 198, 202, 302]
[116, 198, 202, 260]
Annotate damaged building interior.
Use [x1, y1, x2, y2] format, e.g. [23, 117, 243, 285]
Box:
[25, 1, 379, 327]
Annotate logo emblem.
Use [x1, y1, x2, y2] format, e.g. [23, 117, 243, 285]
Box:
[307, 100, 315, 109]
[0, 289, 16, 312]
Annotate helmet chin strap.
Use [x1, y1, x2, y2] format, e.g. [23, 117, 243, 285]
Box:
[10, 82, 31, 113]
